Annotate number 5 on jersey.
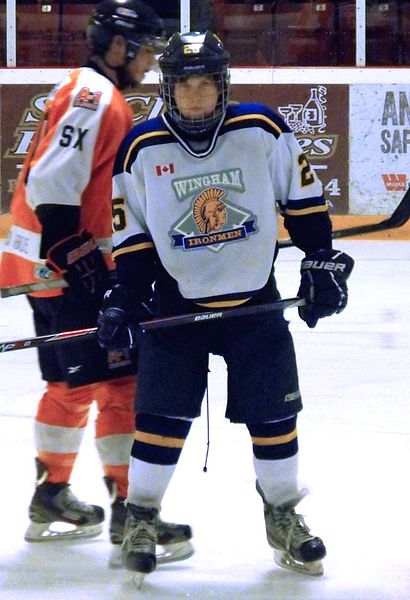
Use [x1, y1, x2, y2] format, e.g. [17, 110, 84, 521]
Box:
[112, 197, 127, 232]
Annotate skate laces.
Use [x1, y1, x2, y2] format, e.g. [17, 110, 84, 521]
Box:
[127, 521, 156, 553]
[273, 507, 313, 551]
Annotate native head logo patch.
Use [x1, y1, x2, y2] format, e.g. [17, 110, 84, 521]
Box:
[193, 188, 227, 234]
[169, 174, 257, 253]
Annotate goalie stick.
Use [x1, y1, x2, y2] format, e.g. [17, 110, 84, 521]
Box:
[278, 185, 410, 248]
[0, 297, 305, 353]
[2, 187, 409, 298]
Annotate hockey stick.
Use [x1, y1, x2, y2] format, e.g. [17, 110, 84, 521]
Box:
[5, 188, 408, 298]
[0, 297, 305, 353]
[0, 278, 68, 298]
[2, 187, 409, 298]
[278, 185, 410, 248]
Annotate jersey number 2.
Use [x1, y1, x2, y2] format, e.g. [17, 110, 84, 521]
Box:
[298, 153, 314, 187]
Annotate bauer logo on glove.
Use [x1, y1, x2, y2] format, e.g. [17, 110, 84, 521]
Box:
[301, 257, 349, 273]
[298, 249, 354, 328]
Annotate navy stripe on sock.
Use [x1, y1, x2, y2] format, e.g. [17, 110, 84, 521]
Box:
[247, 416, 298, 460]
[247, 416, 297, 437]
[135, 413, 192, 438]
[252, 437, 299, 460]
[132, 413, 191, 465]
[131, 440, 183, 465]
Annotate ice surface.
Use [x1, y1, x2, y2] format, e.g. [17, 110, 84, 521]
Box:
[0, 240, 409, 599]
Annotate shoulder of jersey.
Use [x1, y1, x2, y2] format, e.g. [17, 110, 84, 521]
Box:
[67, 67, 118, 111]
[222, 102, 291, 138]
[114, 116, 172, 175]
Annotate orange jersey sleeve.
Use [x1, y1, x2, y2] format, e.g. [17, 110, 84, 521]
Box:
[0, 67, 133, 294]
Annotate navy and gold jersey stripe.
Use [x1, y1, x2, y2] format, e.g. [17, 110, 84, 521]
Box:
[286, 204, 329, 216]
[279, 195, 329, 217]
[221, 103, 290, 139]
[113, 117, 173, 176]
[192, 282, 271, 308]
[112, 233, 154, 261]
[196, 297, 251, 308]
[123, 130, 173, 173]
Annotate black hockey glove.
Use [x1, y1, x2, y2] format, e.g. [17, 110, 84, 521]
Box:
[97, 284, 153, 352]
[297, 249, 354, 328]
[47, 230, 109, 302]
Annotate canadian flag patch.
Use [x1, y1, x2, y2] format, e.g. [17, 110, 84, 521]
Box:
[156, 163, 175, 176]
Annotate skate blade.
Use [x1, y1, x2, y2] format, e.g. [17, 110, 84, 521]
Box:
[274, 549, 324, 576]
[108, 545, 123, 569]
[109, 541, 194, 569]
[24, 521, 102, 542]
[157, 540, 194, 564]
[133, 573, 146, 589]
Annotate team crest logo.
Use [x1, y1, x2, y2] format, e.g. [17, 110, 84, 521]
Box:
[73, 87, 102, 111]
[170, 185, 257, 253]
[193, 188, 227, 234]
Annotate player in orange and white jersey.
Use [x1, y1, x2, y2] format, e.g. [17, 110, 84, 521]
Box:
[0, 0, 193, 563]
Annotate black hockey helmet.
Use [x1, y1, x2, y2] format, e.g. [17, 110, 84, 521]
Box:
[87, 0, 166, 62]
[159, 31, 231, 135]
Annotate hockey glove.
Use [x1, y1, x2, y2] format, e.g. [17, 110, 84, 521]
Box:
[47, 230, 109, 301]
[97, 284, 153, 352]
[297, 249, 354, 328]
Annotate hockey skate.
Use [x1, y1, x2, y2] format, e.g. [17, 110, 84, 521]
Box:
[104, 477, 194, 568]
[25, 483, 105, 542]
[24, 459, 104, 542]
[256, 481, 326, 576]
[104, 477, 127, 545]
[121, 504, 158, 587]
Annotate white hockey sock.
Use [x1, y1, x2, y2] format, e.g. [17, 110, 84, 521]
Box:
[127, 456, 177, 510]
[254, 453, 307, 507]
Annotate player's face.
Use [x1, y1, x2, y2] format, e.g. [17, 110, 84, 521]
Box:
[174, 75, 218, 120]
[127, 46, 158, 84]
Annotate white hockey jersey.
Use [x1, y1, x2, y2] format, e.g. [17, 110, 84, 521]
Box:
[0, 66, 133, 295]
[111, 103, 328, 307]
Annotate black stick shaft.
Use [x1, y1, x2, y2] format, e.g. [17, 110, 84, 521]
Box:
[279, 185, 410, 248]
[3, 187, 409, 298]
[0, 297, 305, 353]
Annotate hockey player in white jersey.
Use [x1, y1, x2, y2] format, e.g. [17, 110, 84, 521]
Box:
[97, 31, 354, 581]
